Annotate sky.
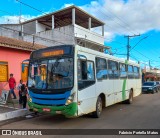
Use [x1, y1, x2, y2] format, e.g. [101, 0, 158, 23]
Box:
[0, 0, 160, 68]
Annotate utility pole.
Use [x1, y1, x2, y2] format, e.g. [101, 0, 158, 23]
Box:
[124, 34, 140, 60]
[149, 60, 151, 70]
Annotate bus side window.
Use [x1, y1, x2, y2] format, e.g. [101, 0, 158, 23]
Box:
[108, 60, 119, 79]
[78, 60, 95, 90]
[128, 65, 134, 78]
[120, 63, 127, 78]
[96, 57, 107, 80]
[134, 66, 140, 78]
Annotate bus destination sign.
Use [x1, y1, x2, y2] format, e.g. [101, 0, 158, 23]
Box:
[31, 45, 73, 59]
[42, 50, 64, 57]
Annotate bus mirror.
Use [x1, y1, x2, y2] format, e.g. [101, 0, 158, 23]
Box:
[78, 54, 87, 60]
[22, 59, 30, 73]
[22, 64, 25, 73]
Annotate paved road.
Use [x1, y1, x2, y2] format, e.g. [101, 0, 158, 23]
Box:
[0, 92, 160, 138]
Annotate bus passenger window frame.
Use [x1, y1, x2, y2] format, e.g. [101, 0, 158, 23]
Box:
[134, 66, 140, 79]
[95, 57, 108, 80]
[77, 59, 95, 90]
[127, 65, 134, 79]
[108, 60, 119, 79]
[119, 63, 127, 79]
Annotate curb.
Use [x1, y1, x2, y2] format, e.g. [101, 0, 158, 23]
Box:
[0, 104, 19, 110]
[0, 109, 30, 121]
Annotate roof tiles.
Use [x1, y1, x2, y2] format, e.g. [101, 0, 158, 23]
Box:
[0, 36, 46, 51]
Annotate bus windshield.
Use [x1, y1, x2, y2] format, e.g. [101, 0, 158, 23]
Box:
[28, 57, 73, 89]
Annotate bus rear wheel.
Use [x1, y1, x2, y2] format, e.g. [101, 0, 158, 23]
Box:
[92, 96, 102, 118]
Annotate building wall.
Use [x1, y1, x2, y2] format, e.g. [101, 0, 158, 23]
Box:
[23, 21, 36, 35]
[0, 47, 30, 95]
[0, 23, 104, 47]
[0, 24, 22, 39]
[36, 21, 47, 32]
[74, 24, 104, 45]
[23, 25, 75, 46]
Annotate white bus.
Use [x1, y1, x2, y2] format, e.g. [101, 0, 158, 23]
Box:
[26, 44, 141, 118]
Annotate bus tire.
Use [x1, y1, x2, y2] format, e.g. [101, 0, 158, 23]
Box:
[92, 96, 102, 118]
[34, 112, 38, 115]
[126, 90, 133, 104]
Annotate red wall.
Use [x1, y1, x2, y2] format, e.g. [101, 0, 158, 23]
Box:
[0, 47, 31, 95]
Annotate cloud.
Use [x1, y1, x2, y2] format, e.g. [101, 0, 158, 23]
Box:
[79, 0, 160, 40]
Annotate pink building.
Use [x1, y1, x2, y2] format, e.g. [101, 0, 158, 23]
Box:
[0, 36, 46, 96]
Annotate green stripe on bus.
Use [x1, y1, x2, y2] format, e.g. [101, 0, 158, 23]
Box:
[122, 60, 128, 100]
[122, 79, 127, 100]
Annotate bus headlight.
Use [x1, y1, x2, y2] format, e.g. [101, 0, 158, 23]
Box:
[66, 99, 72, 105]
[65, 93, 75, 105]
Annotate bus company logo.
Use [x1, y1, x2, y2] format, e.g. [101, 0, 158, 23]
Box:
[2, 130, 11, 135]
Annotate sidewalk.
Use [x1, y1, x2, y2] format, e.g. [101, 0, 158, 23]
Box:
[0, 99, 30, 121]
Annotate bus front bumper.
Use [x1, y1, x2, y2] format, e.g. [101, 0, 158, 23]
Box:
[28, 101, 77, 117]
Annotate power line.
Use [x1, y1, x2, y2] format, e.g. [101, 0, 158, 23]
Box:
[16, 0, 47, 15]
[133, 49, 156, 62]
[83, 0, 139, 36]
[114, 53, 126, 55]
[98, 8, 136, 36]
[138, 35, 160, 58]
[100, 10, 136, 35]
[130, 36, 148, 52]
[130, 54, 140, 62]
[102, 6, 139, 35]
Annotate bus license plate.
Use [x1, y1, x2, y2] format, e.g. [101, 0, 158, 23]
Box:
[43, 108, 51, 112]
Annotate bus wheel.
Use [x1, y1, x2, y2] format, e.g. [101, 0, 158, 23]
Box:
[92, 96, 102, 118]
[34, 112, 38, 115]
[126, 90, 133, 104]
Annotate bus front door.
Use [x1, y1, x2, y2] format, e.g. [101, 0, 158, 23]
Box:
[77, 58, 96, 116]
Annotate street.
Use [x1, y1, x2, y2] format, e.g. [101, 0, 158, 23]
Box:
[0, 92, 160, 138]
